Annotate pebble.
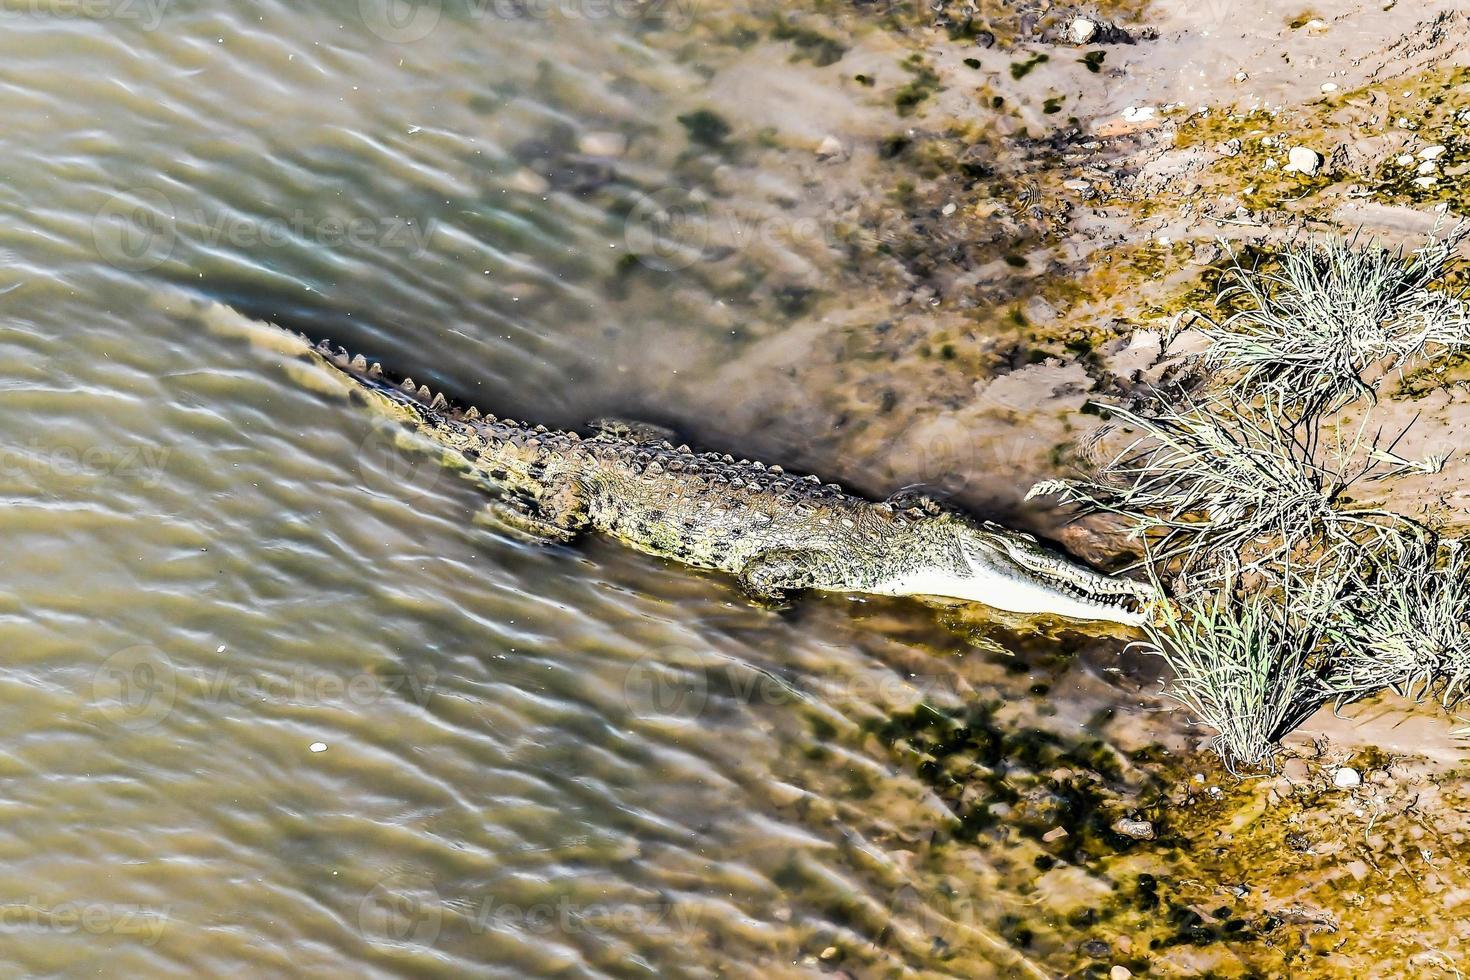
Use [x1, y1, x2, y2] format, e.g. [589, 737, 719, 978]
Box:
[1304, 18, 1327, 31]
[1219, 138, 1242, 157]
[1111, 968, 1133, 980]
[815, 134, 845, 160]
[1287, 146, 1323, 175]
[1414, 176, 1438, 187]
[508, 168, 550, 195]
[1418, 159, 1439, 175]
[941, 201, 957, 215]
[1396, 153, 1416, 166]
[820, 946, 839, 961]
[1069, 17, 1098, 44]
[1112, 817, 1156, 840]
[1333, 767, 1362, 788]
[1062, 178, 1093, 191]
[1122, 105, 1157, 123]
[1321, 82, 1338, 92]
[577, 131, 627, 157]
[1234, 71, 1249, 82]
[1419, 144, 1447, 160]
[1042, 826, 1069, 842]
[309, 742, 327, 753]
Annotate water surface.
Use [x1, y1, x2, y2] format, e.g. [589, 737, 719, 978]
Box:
[0, 3, 1174, 976]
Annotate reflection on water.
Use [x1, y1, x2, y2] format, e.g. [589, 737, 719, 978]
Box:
[0, 2, 1180, 976]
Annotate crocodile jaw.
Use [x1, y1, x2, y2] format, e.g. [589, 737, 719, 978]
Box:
[870, 527, 1155, 625]
[876, 564, 1149, 625]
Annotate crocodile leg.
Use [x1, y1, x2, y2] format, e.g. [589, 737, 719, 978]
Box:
[737, 548, 829, 606]
[477, 497, 577, 543]
[477, 478, 589, 545]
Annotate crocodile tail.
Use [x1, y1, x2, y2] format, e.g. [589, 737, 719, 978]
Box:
[197, 299, 559, 488]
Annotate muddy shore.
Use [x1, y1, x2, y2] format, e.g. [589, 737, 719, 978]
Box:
[587, 1, 1470, 972]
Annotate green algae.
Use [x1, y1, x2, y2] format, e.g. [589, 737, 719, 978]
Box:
[894, 54, 941, 117]
[677, 108, 732, 148]
[1009, 53, 1049, 80]
[770, 18, 847, 67]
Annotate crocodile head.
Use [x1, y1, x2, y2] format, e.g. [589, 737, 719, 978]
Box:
[877, 510, 1156, 625]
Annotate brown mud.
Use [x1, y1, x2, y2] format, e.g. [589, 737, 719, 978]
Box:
[602, 0, 1470, 973]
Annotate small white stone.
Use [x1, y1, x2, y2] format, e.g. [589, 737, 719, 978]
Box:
[1321, 82, 1338, 92]
[1418, 159, 1439, 175]
[1062, 178, 1093, 191]
[941, 201, 957, 215]
[815, 134, 845, 160]
[1219, 138, 1242, 157]
[1122, 105, 1157, 123]
[1419, 144, 1447, 160]
[1069, 17, 1098, 44]
[1333, 766, 1361, 788]
[1041, 826, 1069, 842]
[1111, 967, 1134, 980]
[1414, 176, 1438, 187]
[577, 131, 627, 157]
[1304, 18, 1327, 31]
[1287, 146, 1323, 175]
[1234, 71, 1249, 82]
[1396, 153, 1416, 166]
[310, 742, 328, 753]
[508, 168, 550, 195]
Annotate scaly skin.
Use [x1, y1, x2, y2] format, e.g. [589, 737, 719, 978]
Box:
[275, 329, 1156, 625]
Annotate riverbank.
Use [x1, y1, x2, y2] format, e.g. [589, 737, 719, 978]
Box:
[607, 1, 1470, 972]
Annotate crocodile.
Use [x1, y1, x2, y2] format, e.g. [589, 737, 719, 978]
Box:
[244, 317, 1156, 625]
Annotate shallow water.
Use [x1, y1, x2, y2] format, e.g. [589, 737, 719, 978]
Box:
[0, 3, 1181, 976]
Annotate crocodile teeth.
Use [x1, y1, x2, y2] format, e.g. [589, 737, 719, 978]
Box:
[351, 354, 367, 370]
[465, 407, 481, 420]
[416, 384, 432, 401]
[368, 362, 382, 378]
[430, 392, 447, 410]
[401, 377, 416, 392]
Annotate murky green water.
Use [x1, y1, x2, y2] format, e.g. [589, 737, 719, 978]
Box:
[0, 3, 1181, 976]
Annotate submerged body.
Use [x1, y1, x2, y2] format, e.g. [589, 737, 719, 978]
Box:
[252, 319, 1154, 625]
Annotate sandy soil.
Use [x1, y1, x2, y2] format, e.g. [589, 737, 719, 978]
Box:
[600, 1, 1470, 973]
